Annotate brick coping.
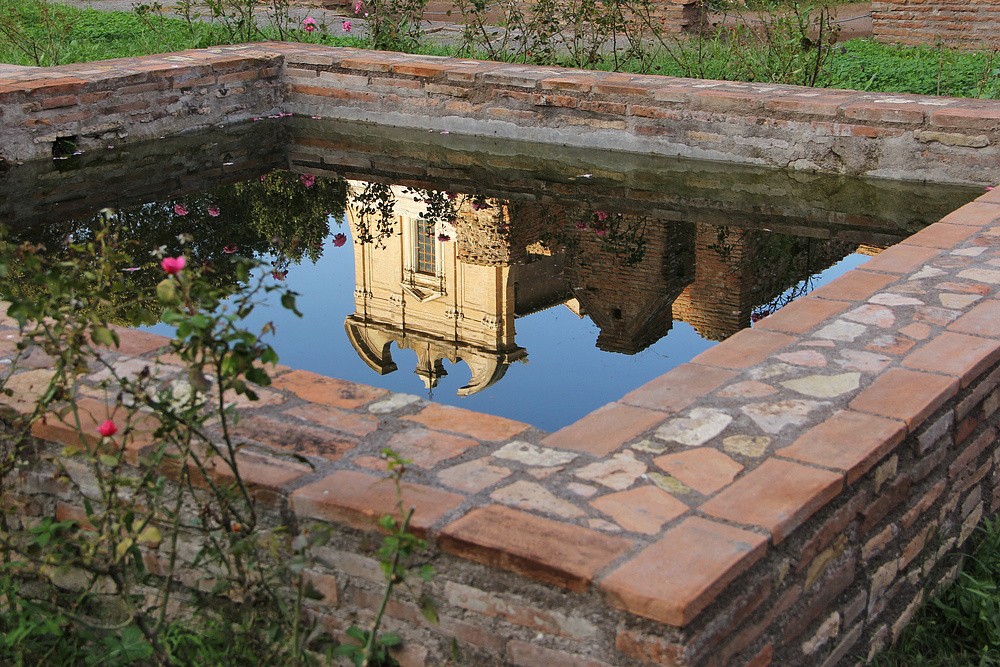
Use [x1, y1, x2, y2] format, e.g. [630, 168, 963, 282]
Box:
[2, 43, 1000, 659]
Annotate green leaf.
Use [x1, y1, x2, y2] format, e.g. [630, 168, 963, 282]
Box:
[156, 278, 178, 303]
[377, 632, 402, 647]
[280, 291, 302, 316]
[90, 326, 117, 348]
[419, 595, 439, 625]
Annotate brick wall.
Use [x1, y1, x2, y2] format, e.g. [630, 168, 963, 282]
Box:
[4, 43, 1000, 187]
[873, 0, 1000, 50]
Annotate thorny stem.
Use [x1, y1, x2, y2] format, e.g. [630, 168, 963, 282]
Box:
[362, 506, 415, 666]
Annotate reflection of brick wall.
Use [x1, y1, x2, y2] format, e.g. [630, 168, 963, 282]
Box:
[873, 0, 1000, 50]
[562, 215, 696, 354]
[672, 225, 751, 342]
[672, 224, 858, 341]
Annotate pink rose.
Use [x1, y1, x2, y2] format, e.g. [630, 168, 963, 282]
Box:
[208, 206, 220, 217]
[97, 420, 117, 437]
[342, 20, 351, 31]
[161, 256, 186, 274]
[173, 204, 188, 216]
[302, 17, 317, 32]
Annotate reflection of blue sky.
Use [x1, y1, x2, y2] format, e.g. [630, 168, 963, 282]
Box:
[149, 220, 872, 433]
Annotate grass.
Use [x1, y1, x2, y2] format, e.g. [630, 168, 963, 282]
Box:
[0, 1, 361, 66]
[0, 0, 998, 99]
[873, 517, 1000, 666]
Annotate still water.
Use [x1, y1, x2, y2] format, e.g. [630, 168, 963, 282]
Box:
[0, 118, 982, 431]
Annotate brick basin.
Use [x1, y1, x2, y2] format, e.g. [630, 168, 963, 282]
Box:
[3, 45, 1000, 666]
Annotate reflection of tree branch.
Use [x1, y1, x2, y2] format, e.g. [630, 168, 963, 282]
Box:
[350, 182, 397, 248]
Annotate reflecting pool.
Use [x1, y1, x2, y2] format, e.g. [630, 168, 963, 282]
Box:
[0, 117, 982, 430]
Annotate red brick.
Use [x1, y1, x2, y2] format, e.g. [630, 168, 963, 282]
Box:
[539, 76, 593, 92]
[386, 428, 480, 468]
[55, 502, 95, 531]
[744, 643, 773, 667]
[691, 89, 766, 112]
[939, 201, 1000, 226]
[541, 402, 664, 456]
[303, 569, 339, 605]
[755, 297, 851, 334]
[653, 448, 743, 495]
[850, 368, 958, 430]
[903, 332, 1000, 388]
[291, 469, 464, 537]
[233, 415, 357, 462]
[578, 99, 626, 115]
[439, 505, 631, 592]
[210, 450, 311, 499]
[901, 481, 946, 530]
[272, 369, 387, 408]
[621, 363, 738, 413]
[340, 56, 394, 72]
[590, 485, 689, 534]
[764, 94, 844, 116]
[506, 641, 614, 667]
[285, 403, 378, 437]
[445, 582, 597, 640]
[843, 101, 925, 124]
[930, 106, 1000, 131]
[776, 410, 906, 484]
[949, 426, 995, 481]
[808, 270, 897, 301]
[391, 62, 453, 78]
[700, 459, 844, 544]
[949, 300, 1000, 337]
[784, 554, 856, 642]
[19, 77, 88, 95]
[904, 222, 978, 249]
[859, 244, 941, 274]
[601, 516, 768, 626]
[39, 94, 76, 110]
[691, 328, 797, 370]
[108, 326, 170, 354]
[860, 476, 911, 534]
[719, 585, 801, 664]
[402, 403, 529, 441]
[796, 489, 868, 572]
[615, 630, 684, 665]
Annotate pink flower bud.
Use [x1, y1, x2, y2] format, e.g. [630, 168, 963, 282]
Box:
[98, 420, 117, 437]
[161, 256, 186, 274]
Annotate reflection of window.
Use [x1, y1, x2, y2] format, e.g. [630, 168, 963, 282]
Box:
[402, 216, 445, 301]
[415, 218, 436, 275]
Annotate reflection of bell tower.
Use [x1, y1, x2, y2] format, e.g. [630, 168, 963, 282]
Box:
[508, 205, 698, 355]
[344, 183, 527, 395]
